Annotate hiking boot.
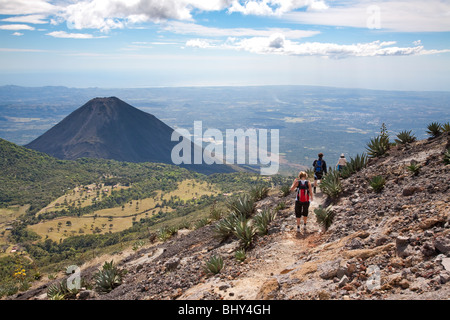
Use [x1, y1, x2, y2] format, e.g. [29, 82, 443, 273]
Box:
[303, 224, 307, 233]
[297, 226, 300, 233]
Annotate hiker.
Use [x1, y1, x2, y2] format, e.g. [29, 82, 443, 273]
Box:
[290, 171, 313, 233]
[312, 153, 327, 193]
[336, 153, 347, 172]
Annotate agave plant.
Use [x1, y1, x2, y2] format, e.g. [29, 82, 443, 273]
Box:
[253, 208, 277, 236]
[442, 122, 450, 133]
[235, 249, 246, 262]
[366, 135, 390, 158]
[194, 217, 210, 229]
[340, 153, 368, 179]
[226, 193, 255, 218]
[94, 260, 126, 294]
[395, 130, 417, 145]
[213, 212, 245, 242]
[320, 170, 342, 199]
[250, 184, 270, 202]
[406, 163, 420, 176]
[314, 205, 335, 231]
[280, 184, 291, 197]
[426, 122, 442, 138]
[370, 175, 386, 193]
[444, 147, 450, 165]
[204, 255, 224, 275]
[157, 225, 178, 242]
[47, 279, 79, 300]
[233, 218, 256, 249]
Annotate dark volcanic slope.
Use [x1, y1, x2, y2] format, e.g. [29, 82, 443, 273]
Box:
[25, 97, 234, 174]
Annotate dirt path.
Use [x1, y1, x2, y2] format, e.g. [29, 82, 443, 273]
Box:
[180, 189, 327, 300]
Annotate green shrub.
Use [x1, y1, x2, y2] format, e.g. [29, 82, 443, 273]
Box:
[209, 202, 223, 221]
[280, 184, 291, 197]
[157, 225, 178, 241]
[314, 206, 335, 231]
[370, 175, 386, 193]
[426, 122, 442, 138]
[275, 201, 286, 211]
[253, 208, 277, 236]
[366, 135, 390, 158]
[213, 212, 245, 242]
[235, 249, 246, 262]
[204, 255, 224, 275]
[233, 219, 256, 249]
[94, 260, 126, 294]
[194, 217, 210, 229]
[320, 170, 342, 199]
[250, 185, 270, 202]
[406, 163, 420, 176]
[444, 148, 450, 165]
[442, 122, 450, 133]
[47, 279, 79, 300]
[226, 194, 255, 218]
[340, 153, 368, 179]
[395, 130, 416, 144]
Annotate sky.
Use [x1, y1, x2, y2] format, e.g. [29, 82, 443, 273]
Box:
[0, 0, 450, 90]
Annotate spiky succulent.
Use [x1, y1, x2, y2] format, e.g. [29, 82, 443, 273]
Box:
[253, 208, 277, 236]
[366, 135, 390, 158]
[395, 130, 417, 145]
[340, 153, 368, 179]
[320, 170, 342, 199]
[233, 218, 256, 249]
[226, 193, 255, 218]
[426, 122, 442, 138]
[314, 205, 335, 231]
[94, 260, 126, 294]
[204, 255, 224, 275]
[213, 212, 245, 242]
[250, 184, 270, 202]
[370, 175, 386, 193]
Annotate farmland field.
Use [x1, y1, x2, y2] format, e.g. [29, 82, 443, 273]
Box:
[29, 179, 221, 241]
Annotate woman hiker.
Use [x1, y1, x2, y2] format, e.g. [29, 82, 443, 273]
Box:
[336, 153, 347, 172]
[290, 171, 314, 233]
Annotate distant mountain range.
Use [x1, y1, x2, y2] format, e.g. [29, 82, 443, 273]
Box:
[25, 97, 234, 175]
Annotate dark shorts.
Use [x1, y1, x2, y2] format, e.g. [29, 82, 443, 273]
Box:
[314, 172, 323, 180]
[295, 201, 310, 218]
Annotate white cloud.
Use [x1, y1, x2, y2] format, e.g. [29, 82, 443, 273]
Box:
[46, 31, 106, 39]
[0, 24, 35, 30]
[194, 35, 450, 58]
[284, 0, 450, 32]
[1, 14, 48, 24]
[0, 0, 58, 15]
[186, 39, 214, 49]
[163, 21, 319, 39]
[228, 0, 328, 16]
[12, 32, 23, 36]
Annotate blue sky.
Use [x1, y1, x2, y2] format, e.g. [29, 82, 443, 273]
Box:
[0, 0, 449, 90]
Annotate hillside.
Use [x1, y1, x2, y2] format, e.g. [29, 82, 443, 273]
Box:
[9, 132, 449, 300]
[25, 97, 235, 175]
[0, 138, 204, 214]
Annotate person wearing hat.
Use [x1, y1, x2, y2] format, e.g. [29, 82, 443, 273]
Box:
[336, 153, 347, 172]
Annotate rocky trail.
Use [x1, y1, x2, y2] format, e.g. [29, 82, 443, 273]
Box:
[10, 133, 450, 301]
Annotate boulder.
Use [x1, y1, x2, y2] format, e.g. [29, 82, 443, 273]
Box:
[318, 259, 341, 280]
[434, 236, 450, 254]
